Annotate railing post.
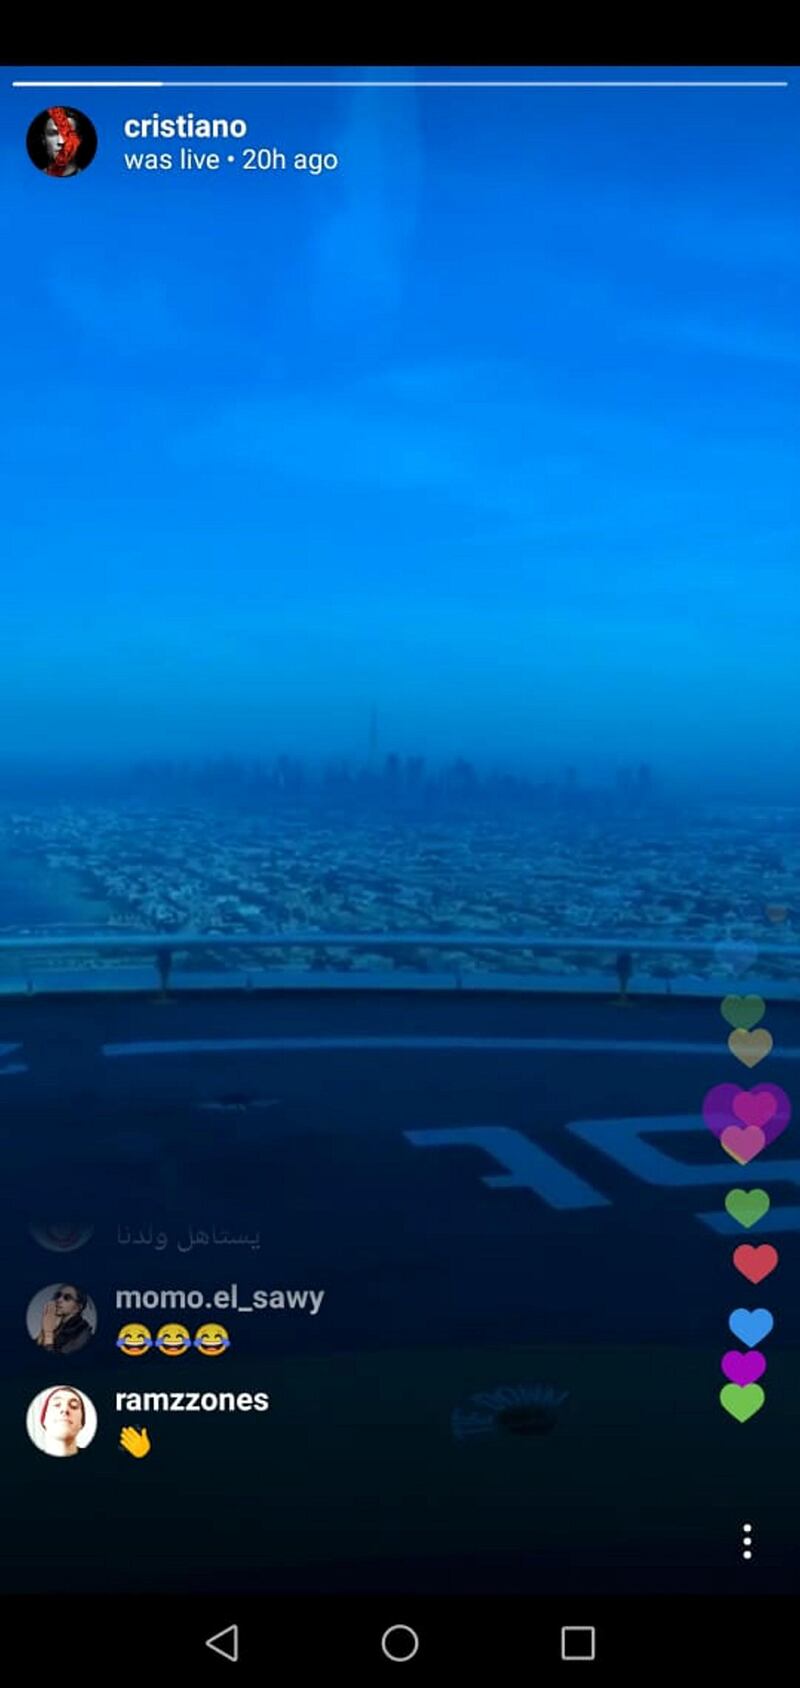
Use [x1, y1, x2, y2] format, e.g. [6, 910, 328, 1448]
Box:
[615, 950, 633, 1004]
[155, 945, 173, 1000]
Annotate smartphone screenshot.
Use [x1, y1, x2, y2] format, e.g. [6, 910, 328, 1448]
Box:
[1, 56, 797, 1676]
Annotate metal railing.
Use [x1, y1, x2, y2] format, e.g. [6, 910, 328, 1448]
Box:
[0, 930, 798, 998]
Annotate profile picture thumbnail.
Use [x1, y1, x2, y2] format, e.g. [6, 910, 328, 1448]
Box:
[26, 106, 97, 177]
[26, 1386, 97, 1458]
[27, 1282, 97, 1356]
[29, 1220, 94, 1253]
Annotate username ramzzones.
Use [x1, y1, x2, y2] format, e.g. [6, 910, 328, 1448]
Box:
[116, 1390, 269, 1412]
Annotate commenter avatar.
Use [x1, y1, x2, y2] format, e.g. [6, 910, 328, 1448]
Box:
[26, 107, 98, 177]
[28, 1282, 97, 1356]
[26, 1386, 98, 1457]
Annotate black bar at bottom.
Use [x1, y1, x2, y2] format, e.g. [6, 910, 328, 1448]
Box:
[4, 1595, 796, 1680]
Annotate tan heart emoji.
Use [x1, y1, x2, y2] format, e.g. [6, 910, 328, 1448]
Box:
[728, 1028, 773, 1069]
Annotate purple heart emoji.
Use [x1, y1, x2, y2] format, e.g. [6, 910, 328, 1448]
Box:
[703, 1084, 741, 1138]
[721, 1125, 766, 1165]
[721, 1349, 766, 1385]
[703, 1083, 790, 1146]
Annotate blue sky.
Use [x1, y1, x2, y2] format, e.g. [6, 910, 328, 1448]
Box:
[1, 65, 798, 786]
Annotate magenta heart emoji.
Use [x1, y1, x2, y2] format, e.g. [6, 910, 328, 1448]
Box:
[734, 1091, 777, 1131]
[703, 1082, 790, 1146]
[721, 1350, 766, 1386]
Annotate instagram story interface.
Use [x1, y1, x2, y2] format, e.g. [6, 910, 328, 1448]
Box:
[1, 58, 799, 1673]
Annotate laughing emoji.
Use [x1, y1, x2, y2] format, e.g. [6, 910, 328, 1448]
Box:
[116, 1322, 153, 1357]
[155, 1322, 191, 1357]
[194, 1322, 230, 1357]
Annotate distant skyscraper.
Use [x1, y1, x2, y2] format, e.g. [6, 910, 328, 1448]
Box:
[369, 704, 379, 769]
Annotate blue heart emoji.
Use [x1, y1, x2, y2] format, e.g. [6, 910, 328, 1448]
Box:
[728, 1308, 774, 1348]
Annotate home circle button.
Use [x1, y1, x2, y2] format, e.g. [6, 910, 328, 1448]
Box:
[381, 1624, 420, 1662]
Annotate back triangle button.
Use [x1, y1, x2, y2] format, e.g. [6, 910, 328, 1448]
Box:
[205, 1624, 239, 1662]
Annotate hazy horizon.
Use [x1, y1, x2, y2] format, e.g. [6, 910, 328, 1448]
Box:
[0, 747, 794, 805]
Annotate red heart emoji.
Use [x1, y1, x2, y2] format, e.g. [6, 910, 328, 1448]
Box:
[733, 1091, 778, 1131]
[721, 1125, 766, 1165]
[733, 1244, 779, 1284]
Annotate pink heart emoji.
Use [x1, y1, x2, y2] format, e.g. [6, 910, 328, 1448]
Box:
[733, 1091, 777, 1131]
[721, 1124, 766, 1165]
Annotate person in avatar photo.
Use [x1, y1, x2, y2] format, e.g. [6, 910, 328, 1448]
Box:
[26, 107, 98, 177]
[28, 1283, 96, 1356]
[27, 1386, 97, 1458]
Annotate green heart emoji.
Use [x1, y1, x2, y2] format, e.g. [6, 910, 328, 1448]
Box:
[721, 994, 766, 1031]
[720, 1383, 765, 1423]
[725, 1189, 771, 1229]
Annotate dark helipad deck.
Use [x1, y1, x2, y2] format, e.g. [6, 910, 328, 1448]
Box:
[3, 991, 797, 1596]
